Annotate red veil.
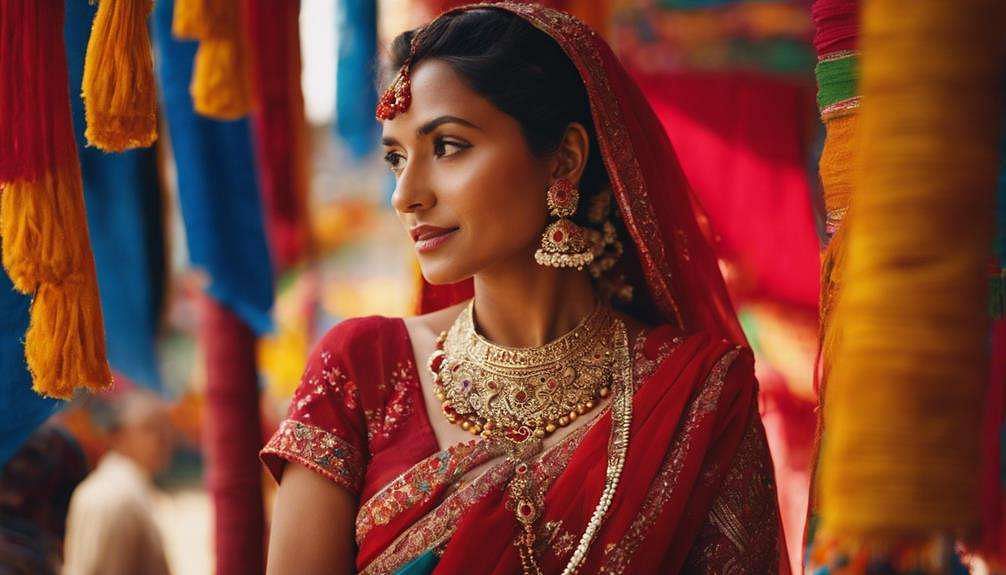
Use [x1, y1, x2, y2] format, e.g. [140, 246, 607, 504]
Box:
[417, 2, 746, 349]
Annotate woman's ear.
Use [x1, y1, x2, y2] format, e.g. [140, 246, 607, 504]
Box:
[551, 122, 590, 186]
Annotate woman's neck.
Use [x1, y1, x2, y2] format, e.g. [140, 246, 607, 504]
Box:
[471, 259, 597, 348]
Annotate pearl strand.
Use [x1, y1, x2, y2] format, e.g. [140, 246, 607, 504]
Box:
[559, 321, 633, 575]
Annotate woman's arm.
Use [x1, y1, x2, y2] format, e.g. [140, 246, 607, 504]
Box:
[267, 462, 358, 575]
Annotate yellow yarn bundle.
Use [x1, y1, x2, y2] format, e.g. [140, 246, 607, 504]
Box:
[820, 0, 1003, 540]
[1, 164, 112, 398]
[82, 0, 158, 152]
[819, 113, 858, 382]
[172, 0, 250, 120]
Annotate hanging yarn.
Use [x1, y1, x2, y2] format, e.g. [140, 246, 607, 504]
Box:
[245, 0, 310, 270]
[172, 0, 211, 39]
[818, 113, 857, 384]
[172, 0, 251, 120]
[811, 0, 858, 55]
[813, 0, 859, 397]
[82, 0, 158, 151]
[820, 0, 1003, 550]
[0, 0, 79, 182]
[0, 0, 112, 399]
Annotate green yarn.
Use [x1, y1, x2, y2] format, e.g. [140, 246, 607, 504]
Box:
[815, 55, 858, 110]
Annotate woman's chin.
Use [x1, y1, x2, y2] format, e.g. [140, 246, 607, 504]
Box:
[417, 261, 471, 287]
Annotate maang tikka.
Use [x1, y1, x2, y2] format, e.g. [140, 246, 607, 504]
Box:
[534, 178, 598, 270]
[375, 30, 422, 120]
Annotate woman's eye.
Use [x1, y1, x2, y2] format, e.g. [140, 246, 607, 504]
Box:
[434, 138, 470, 158]
[383, 151, 405, 173]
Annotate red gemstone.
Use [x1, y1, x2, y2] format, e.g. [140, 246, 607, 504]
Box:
[430, 354, 444, 372]
[552, 230, 564, 242]
[506, 427, 530, 442]
[519, 503, 533, 517]
[546, 378, 557, 389]
[515, 390, 527, 402]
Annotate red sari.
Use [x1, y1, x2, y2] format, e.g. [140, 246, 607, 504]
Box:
[263, 2, 788, 572]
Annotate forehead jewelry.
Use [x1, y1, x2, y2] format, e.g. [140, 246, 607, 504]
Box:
[375, 31, 423, 120]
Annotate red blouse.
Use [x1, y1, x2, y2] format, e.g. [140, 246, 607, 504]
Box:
[262, 316, 440, 503]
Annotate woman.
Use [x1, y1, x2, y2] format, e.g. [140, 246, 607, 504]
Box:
[262, 3, 788, 573]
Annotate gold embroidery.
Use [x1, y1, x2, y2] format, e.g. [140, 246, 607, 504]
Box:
[684, 413, 780, 573]
[355, 439, 497, 544]
[598, 347, 742, 574]
[261, 420, 365, 493]
[359, 423, 593, 575]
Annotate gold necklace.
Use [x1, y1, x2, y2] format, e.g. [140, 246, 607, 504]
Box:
[428, 301, 616, 446]
[428, 301, 632, 575]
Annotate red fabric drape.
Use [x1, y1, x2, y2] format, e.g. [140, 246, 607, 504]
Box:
[200, 293, 266, 575]
[633, 71, 820, 309]
[632, 70, 820, 569]
[244, 0, 310, 271]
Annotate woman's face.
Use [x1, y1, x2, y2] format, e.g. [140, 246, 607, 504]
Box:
[381, 59, 554, 285]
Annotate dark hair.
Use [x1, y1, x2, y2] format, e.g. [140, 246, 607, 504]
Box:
[386, 8, 609, 209]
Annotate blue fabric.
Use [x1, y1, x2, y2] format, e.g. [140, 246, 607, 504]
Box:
[334, 0, 379, 159]
[0, 268, 61, 468]
[64, 0, 165, 389]
[393, 549, 439, 575]
[152, 0, 274, 334]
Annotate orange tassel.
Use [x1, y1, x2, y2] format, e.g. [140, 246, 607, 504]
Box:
[192, 37, 251, 120]
[172, 0, 211, 39]
[82, 0, 158, 152]
[27, 273, 111, 399]
[0, 162, 112, 398]
[173, 0, 251, 119]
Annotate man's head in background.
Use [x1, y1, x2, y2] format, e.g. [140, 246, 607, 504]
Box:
[93, 390, 174, 477]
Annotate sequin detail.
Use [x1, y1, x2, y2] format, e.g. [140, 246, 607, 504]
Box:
[365, 359, 418, 446]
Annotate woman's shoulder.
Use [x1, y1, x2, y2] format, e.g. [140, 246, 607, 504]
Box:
[313, 315, 410, 369]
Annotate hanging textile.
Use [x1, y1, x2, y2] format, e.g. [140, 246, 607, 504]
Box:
[812, 0, 1004, 571]
[66, 0, 166, 390]
[813, 0, 859, 388]
[80, 0, 158, 151]
[172, 0, 251, 119]
[245, 0, 311, 270]
[153, 0, 274, 335]
[0, 0, 111, 399]
[0, 266, 60, 467]
[335, 0, 379, 160]
[154, 1, 271, 571]
[199, 293, 266, 575]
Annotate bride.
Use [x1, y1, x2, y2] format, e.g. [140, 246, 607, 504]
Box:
[262, 3, 788, 573]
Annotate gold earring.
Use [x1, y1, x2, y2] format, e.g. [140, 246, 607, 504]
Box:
[534, 178, 597, 270]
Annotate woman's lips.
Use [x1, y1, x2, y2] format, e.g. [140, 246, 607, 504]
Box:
[412, 226, 459, 253]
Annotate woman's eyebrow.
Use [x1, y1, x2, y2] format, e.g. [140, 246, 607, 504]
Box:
[382, 115, 482, 146]
[417, 115, 482, 135]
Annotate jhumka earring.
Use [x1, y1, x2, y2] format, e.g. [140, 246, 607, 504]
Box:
[534, 178, 597, 270]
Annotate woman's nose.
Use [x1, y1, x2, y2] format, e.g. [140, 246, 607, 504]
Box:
[391, 165, 435, 214]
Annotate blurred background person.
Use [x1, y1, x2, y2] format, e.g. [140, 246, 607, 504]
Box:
[62, 391, 175, 575]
